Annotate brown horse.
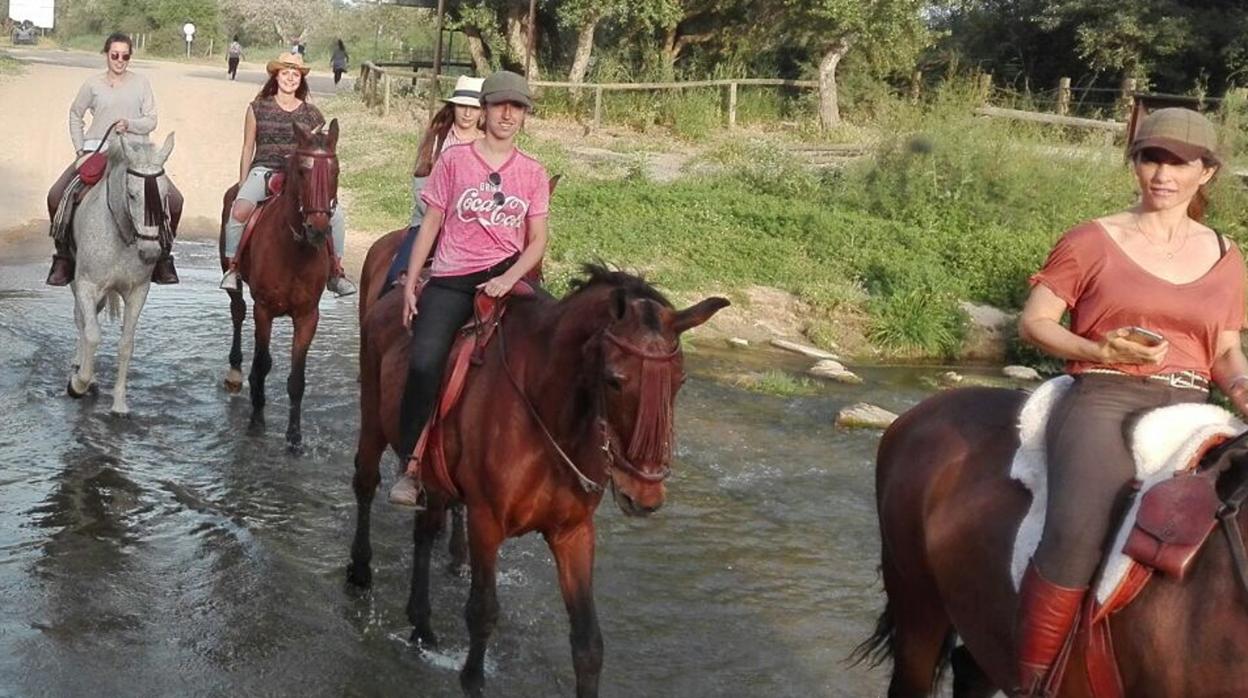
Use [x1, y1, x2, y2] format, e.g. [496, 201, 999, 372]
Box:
[347, 261, 727, 697]
[854, 386, 1248, 697]
[218, 120, 340, 449]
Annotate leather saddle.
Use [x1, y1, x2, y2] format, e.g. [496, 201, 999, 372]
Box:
[406, 280, 535, 499]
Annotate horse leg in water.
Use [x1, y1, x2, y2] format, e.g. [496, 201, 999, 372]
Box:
[285, 308, 319, 449]
[950, 645, 998, 698]
[346, 390, 387, 589]
[249, 303, 274, 423]
[547, 523, 604, 698]
[460, 511, 504, 697]
[448, 503, 468, 575]
[224, 289, 246, 393]
[68, 281, 101, 398]
[407, 499, 447, 646]
[880, 552, 955, 698]
[111, 283, 151, 416]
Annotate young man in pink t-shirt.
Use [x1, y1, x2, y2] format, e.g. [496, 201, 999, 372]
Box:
[390, 70, 551, 507]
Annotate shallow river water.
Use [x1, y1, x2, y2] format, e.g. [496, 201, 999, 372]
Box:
[0, 241, 987, 697]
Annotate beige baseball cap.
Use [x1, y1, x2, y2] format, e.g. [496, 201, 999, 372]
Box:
[1129, 107, 1220, 165]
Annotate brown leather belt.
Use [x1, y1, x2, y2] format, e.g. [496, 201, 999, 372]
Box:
[1080, 368, 1210, 392]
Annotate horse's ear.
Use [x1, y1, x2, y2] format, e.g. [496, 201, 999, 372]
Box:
[671, 297, 730, 334]
[157, 132, 175, 164]
[293, 122, 312, 146]
[548, 173, 562, 195]
[609, 287, 628, 321]
[327, 119, 339, 150]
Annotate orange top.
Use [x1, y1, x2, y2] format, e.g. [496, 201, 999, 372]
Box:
[1029, 221, 1245, 378]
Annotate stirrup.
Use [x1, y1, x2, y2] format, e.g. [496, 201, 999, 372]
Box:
[219, 268, 242, 291]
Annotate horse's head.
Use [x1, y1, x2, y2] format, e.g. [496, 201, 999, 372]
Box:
[109, 132, 175, 262]
[289, 119, 340, 248]
[582, 271, 729, 516]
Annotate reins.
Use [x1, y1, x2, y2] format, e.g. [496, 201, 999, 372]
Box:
[1218, 474, 1248, 599]
[99, 122, 170, 245]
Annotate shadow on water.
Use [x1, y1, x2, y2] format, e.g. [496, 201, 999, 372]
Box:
[0, 241, 995, 696]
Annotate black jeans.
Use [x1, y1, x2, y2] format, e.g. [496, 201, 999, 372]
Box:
[1035, 373, 1207, 587]
[397, 256, 518, 460]
[227, 56, 239, 79]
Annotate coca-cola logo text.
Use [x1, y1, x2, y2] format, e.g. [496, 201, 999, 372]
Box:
[455, 187, 529, 229]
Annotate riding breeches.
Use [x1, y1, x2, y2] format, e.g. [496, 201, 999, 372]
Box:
[223, 166, 346, 258]
[1035, 373, 1207, 587]
[397, 257, 517, 460]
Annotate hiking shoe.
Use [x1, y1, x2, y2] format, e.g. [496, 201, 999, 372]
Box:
[151, 255, 180, 285]
[328, 274, 357, 297]
[388, 475, 426, 510]
[46, 255, 74, 286]
[219, 269, 242, 291]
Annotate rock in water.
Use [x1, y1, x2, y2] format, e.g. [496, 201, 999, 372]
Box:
[809, 359, 863, 384]
[836, 403, 898, 429]
[1003, 365, 1042, 381]
[727, 337, 749, 348]
[769, 338, 838, 360]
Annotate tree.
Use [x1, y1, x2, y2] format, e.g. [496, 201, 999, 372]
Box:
[555, 0, 628, 83]
[779, 0, 929, 128]
[220, 0, 329, 43]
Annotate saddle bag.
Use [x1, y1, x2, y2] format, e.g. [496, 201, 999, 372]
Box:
[1124, 471, 1221, 578]
[77, 152, 108, 185]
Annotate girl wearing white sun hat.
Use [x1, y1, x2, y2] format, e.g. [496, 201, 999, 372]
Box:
[386, 75, 485, 287]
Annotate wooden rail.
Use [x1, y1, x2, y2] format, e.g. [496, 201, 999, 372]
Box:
[974, 106, 1126, 132]
[358, 61, 817, 128]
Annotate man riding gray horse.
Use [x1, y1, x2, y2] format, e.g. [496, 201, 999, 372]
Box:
[46, 31, 182, 286]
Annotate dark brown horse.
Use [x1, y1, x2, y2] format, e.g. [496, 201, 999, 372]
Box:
[218, 120, 340, 449]
[347, 261, 727, 697]
[855, 386, 1248, 697]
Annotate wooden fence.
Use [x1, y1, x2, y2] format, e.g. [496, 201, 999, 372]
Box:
[358, 61, 818, 129]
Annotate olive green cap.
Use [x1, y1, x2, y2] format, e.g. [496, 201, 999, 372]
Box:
[1129, 107, 1220, 165]
[480, 70, 533, 109]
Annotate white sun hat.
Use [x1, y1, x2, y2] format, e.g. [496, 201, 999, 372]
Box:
[445, 75, 485, 107]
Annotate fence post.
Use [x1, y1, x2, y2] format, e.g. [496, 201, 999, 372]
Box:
[909, 71, 922, 104]
[208, 38, 213, 58]
[976, 73, 993, 105]
[593, 86, 603, 130]
[1057, 77, 1071, 116]
[727, 82, 738, 128]
[1119, 77, 1137, 118]
[383, 73, 392, 117]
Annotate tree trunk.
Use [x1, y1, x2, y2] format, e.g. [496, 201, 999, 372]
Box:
[568, 18, 598, 88]
[504, 2, 540, 79]
[462, 26, 492, 75]
[661, 27, 679, 72]
[818, 40, 850, 130]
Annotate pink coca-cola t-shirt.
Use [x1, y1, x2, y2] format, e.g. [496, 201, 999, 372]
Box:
[422, 142, 550, 277]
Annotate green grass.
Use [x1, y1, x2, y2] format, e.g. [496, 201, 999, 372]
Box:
[330, 80, 1248, 359]
[0, 52, 25, 75]
[733, 370, 820, 396]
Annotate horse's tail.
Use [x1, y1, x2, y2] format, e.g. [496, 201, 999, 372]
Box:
[847, 596, 957, 692]
[106, 290, 122, 323]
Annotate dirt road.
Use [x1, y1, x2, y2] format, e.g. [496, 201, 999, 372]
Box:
[0, 47, 363, 267]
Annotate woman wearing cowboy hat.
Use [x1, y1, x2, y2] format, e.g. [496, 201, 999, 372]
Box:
[384, 74, 485, 288]
[219, 51, 356, 296]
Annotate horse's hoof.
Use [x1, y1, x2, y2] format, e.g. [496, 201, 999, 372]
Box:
[67, 378, 96, 399]
[459, 671, 485, 697]
[411, 627, 439, 648]
[110, 407, 131, 418]
[446, 561, 469, 578]
[223, 379, 243, 394]
[345, 563, 372, 589]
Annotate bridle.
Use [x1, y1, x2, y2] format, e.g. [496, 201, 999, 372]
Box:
[294, 147, 338, 219]
[499, 322, 682, 493]
[123, 166, 167, 242]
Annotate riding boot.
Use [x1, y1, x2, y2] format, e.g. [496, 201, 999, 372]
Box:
[327, 257, 357, 297]
[46, 239, 75, 286]
[1014, 562, 1086, 697]
[151, 250, 180, 285]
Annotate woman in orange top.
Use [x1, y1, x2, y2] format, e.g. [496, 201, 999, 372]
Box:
[1014, 108, 1248, 696]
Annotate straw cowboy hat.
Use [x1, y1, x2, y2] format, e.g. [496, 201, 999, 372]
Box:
[266, 52, 310, 76]
[445, 75, 484, 107]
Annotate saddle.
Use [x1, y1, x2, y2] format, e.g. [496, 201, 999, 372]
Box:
[1011, 376, 1248, 697]
[232, 172, 338, 267]
[405, 281, 536, 499]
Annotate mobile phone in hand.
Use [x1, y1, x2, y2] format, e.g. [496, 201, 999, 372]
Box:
[1124, 326, 1165, 347]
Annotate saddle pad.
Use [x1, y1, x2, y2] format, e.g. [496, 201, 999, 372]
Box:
[1009, 376, 1244, 603]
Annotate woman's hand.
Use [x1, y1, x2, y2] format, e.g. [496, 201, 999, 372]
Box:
[114, 119, 129, 133]
[402, 285, 419, 330]
[477, 273, 517, 298]
[1099, 327, 1169, 365]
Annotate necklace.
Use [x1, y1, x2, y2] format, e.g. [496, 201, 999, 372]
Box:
[1134, 213, 1190, 260]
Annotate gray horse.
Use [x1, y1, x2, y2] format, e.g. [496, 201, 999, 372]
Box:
[67, 132, 175, 415]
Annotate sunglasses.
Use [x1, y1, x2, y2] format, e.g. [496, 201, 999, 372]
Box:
[488, 172, 505, 206]
[110, 52, 131, 61]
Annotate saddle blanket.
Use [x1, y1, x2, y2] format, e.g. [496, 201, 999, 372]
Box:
[1010, 375, 1245, 604]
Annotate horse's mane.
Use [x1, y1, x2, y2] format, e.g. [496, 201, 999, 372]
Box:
[563, 263, 671, 308]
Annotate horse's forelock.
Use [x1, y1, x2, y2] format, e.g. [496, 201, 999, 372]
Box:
[565, 263, 672, 309]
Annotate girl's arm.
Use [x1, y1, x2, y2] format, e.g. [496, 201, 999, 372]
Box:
[239, 105, 257, 183]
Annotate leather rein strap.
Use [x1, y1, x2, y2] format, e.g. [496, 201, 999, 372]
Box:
[496, 323, 681, 493]
[294, 148, 337, 217]
[1218, 474, 1248, 599]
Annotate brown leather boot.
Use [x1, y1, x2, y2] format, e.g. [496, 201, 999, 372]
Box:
[151, 253, 179, 285]
[1014, 562, 1086, 696]
[46, 254, 74, 286]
